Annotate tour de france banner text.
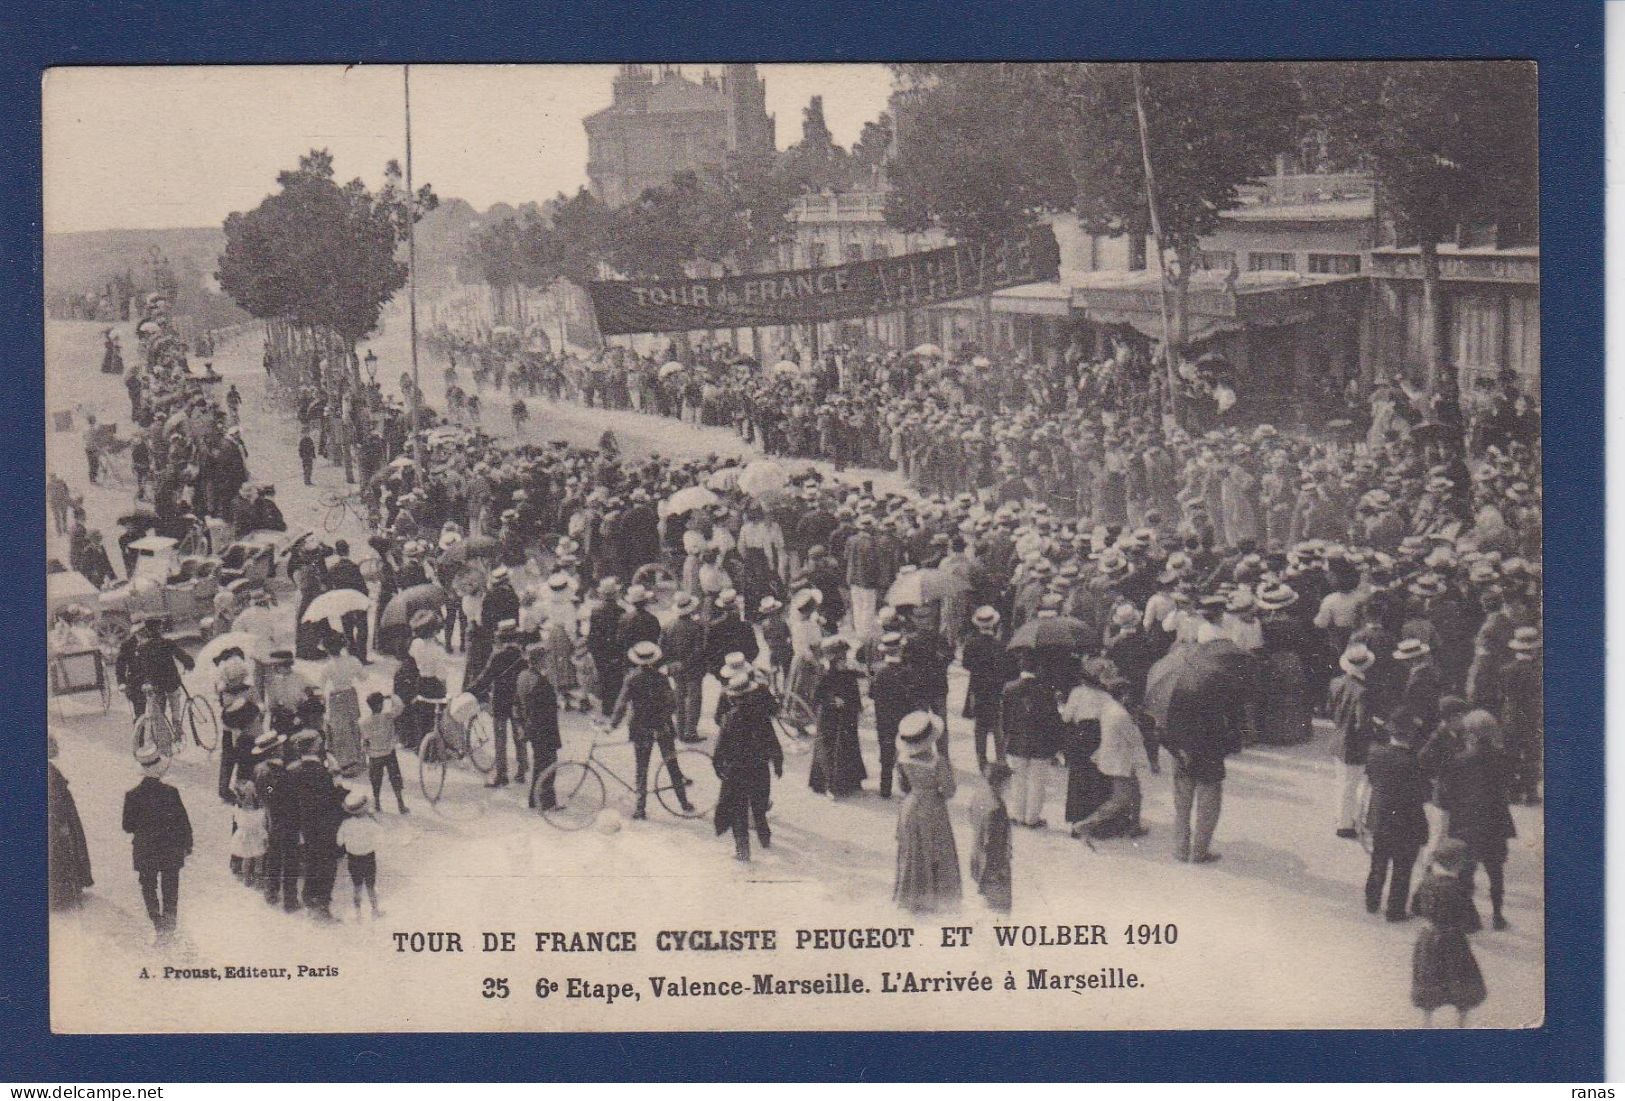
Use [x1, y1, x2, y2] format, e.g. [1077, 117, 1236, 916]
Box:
[587, 228, 1061, 335]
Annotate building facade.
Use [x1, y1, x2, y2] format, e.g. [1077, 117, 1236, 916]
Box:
[584, 64, 775, 209]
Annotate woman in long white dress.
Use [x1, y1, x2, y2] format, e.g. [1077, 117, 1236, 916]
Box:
[320, 633, 366, 775]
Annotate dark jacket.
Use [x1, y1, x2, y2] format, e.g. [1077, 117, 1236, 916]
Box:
[327, 557, 367, 594]
[129, 634, 195, 694]
[659, 615, 706, 681]
[617, 607, 663, 651]
[514, 668, 562, 751]
[702, 614, 759, 677]
[1327, 672, 1375, 766]
[611, 666, 676, 740]
[960, 632, 1016, 714]
[481, 582, 521, 632]
[1363, 741, 1430, 848]
[122, 776, 193, 872]
[466, 643, 526, 719]
[868, 661, 918, 742]
[1001, 674, 1062, 760]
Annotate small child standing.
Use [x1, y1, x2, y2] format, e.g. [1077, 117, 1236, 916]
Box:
[1411, 837, 1487, 1026]
[337, 789, 383, 918]
[229, 781, 267, 886]
[969, 762, 1014, 914]
[360, 692, 409, 814]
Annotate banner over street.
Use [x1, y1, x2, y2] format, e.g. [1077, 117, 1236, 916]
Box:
[587, 227, 1060, 334]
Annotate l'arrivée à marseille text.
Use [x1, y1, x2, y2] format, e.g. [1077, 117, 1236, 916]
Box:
[390, 923, 1179, 1004]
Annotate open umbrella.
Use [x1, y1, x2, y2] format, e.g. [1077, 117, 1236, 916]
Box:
[737, 460, 791, 497]
[437, 533, 498, 567]
[230, 605, 289, 649]
[659, 361, 686, 378]
[665, 485, 720, 515]
[706, 466, 743, 492]
[1006, 615, 1093, 651]
[885, 567, 953, 607]
[301, 588, 372, 626]
[379, 582, 447, 631]
[1143, 638, 1250, 733]
[196, 630, 270, 667]
[910, 343, 944, 358]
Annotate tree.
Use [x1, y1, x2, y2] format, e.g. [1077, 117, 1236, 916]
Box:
[884, 63, 1302, 413]
[218, 148, 438, 376]
[1302, 61, 1538, 439]
[884, 64, 1075, 244]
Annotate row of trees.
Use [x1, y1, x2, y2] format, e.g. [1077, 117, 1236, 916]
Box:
[217, 149, 439, 389]
[884, 61, 1539, 435]
[459, 99, 896, 322]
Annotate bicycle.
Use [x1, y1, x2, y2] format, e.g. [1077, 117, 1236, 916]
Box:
[132, 681, 218, 760]
[416, 694, 498, 804]
[534, 726, 717, 831]
[321, 489, 371, 534]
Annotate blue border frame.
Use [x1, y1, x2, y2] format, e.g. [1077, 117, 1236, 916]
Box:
[0, 0, 1602, 1081]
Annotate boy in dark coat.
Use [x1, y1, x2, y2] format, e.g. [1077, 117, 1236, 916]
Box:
[867, 633, 915, 798]
[123, 746, 193, 940]
[1364, 719, 1431, 920]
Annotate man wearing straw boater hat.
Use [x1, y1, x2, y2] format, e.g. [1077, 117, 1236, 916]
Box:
[123, 743, 193, 943]
[1329, 641, 1378, 839]
[610, 641, 693, 819]
[660, 592, 707, 744]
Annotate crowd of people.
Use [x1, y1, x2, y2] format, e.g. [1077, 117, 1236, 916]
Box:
[51, 308, 1542, 1021]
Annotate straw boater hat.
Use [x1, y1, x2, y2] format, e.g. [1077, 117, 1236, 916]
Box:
[343, 789, 370, 815]
[671, 593, 700, 616]
[489, 566, 511, 584]
[1393, 637, 1432, 662]
[714, 588, 740, 610]
[597, 576, 621, 597]
[971, 605, 1001, 631]
[1339, 642, 1376, 677]
[546, 571, 573, 593]
[757, 595, 783, 615]
[135, 741, 169, 777]
[897, 711, 943, 761]
[409, 608, 440, 632]
[624, 584, 652, 606]
[819, 635, 851, 658]
[1255, 582, 1299, 611]
[724, 669, 759, 697]
[1508, 626, 1541, 653]
[627, 640, 662, 667]
[253, 730, 285, 755]
[719, 652, 752, 681]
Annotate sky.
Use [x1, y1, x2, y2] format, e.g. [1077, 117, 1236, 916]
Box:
[42, 64, 896, 235]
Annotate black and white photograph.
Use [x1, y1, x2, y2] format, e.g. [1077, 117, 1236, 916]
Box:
[42, 60, 1544, 1033]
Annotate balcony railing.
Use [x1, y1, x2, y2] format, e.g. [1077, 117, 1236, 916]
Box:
[1242, 172, 1374, 206]
[791, 192, 888, 222]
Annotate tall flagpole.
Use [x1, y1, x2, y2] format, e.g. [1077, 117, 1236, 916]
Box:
[405, 64, 423, 471]
[1132, 62, 1180, 423]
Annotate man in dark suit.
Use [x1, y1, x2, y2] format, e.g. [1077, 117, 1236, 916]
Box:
[516, 643, 563, 810]
[129, 616, 195, 725]
[122, 747, 193, 940]
[1363, 719, 1431, 920]
[326, 539, 371, 662]
[961, 606, 1017, 772]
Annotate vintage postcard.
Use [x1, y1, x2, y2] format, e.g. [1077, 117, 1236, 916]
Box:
[43, 61, 1543, 1033]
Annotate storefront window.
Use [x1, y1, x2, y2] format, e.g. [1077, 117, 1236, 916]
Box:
[1248, 252, 1296, 272]
[1200, 250, 1236, 271]
[1308, 253, 1362, 275]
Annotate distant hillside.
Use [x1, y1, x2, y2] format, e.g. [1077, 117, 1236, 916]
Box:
[43, 198, 504, 328]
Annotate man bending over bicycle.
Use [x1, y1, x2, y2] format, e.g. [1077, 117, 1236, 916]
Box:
[609, 641, 693, 820]
[126, 615, 194, 728]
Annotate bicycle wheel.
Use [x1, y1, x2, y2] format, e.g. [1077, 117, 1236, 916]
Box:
[536, 761, 605, 830]
[131, 713, 155, 761]
[184, 695, 219, 752]
[466, 712, 497, 774]
[654, 749, 717, 819]
[418, 733, 448, 803]
[322, 503, 346, 533]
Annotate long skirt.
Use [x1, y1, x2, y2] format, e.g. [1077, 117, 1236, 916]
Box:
[1259, 650, 1313, 745]
[1411, 928, 1487, 1011]
[895, 791, 962, 913]
[326, 687, 363, 774]
[809, 715, 866, 796]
